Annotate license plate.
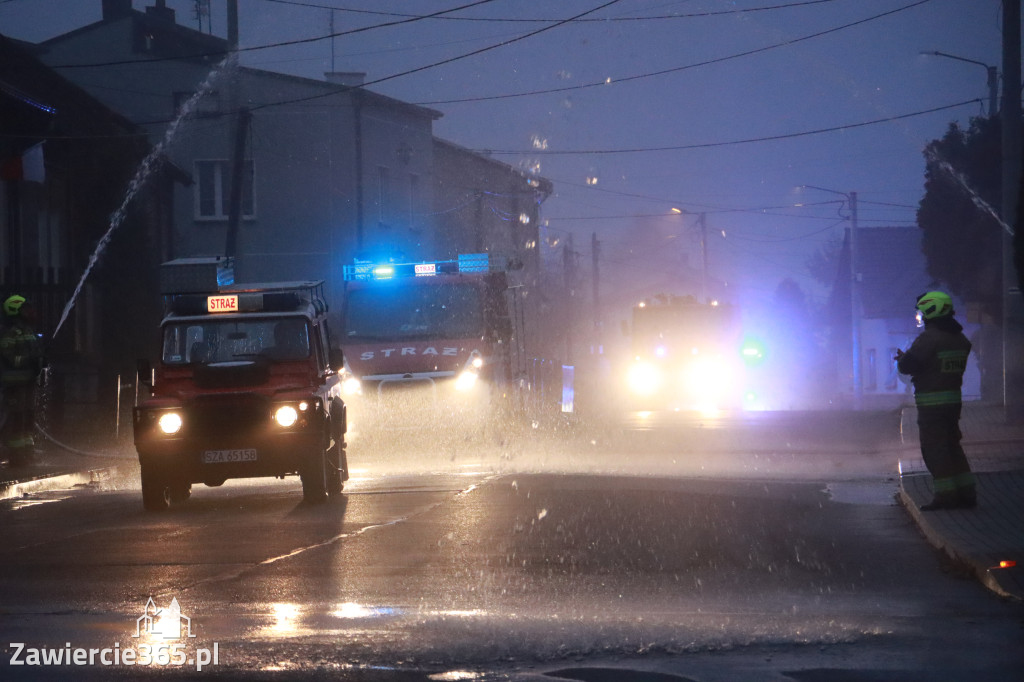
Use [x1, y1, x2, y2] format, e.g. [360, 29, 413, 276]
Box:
[202, 449, 257, 463]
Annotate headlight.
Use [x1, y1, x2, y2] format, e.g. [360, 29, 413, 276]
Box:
[684, 357, 736, 406]
[626, 361, 661, 395]
[455, 370, 478, 392]
[274, 405, 299, 427]
[157, 412, 183, 435]
[342, 376, 362, 395]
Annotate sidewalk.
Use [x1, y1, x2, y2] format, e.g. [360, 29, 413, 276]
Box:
[0, 426, 133, 501]
[898, 401, 1024, 601]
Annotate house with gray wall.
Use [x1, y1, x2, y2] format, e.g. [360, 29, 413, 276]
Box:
[829, 225, 980, 408]
[31, 0, 551, 335]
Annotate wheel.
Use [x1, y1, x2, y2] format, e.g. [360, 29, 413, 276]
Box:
[326, 408, 346, 496]
[140, 466, 171, 512]
[300, 451, 328, 503]
[169, 482, 192, 504]
[326, 449, 343, 496]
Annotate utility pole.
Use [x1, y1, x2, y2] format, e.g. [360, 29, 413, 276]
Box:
[698, 212, 708, 303]
[563, 233, 576, 364]
[591, 232, 601, 340]
[224, 0, 247, 261]
[1001, 0, 1022, 419]
[803, 185, 861, 406]
[850, 191, 862, 409]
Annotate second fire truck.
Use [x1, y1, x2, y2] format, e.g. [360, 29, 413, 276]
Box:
[338, 253, 526, 436]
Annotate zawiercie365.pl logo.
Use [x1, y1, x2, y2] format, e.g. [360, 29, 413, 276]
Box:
[9, 596, 220, 671]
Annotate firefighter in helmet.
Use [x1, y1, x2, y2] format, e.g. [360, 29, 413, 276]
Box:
[0, 294, 45, 466]
[895, 291, 975, 510]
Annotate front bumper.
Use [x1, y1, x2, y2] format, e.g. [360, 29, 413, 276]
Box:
[134, 396, 327, 483]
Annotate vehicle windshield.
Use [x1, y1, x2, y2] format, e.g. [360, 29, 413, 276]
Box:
[344, 282, 483, 342]
[162, 317, 309, 364]
[633, 304, 739, 353]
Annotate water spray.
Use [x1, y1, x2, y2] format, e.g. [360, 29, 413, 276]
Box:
[51, 57, 234, 340]
[925, 148, 1014, 236]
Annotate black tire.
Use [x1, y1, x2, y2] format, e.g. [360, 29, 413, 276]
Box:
[140, 466, 171, 512]
[326, 407, 346, 496]
[300, 451, 328, 503]
[169, 482, 192, 504]
[326, 450, 343, 496]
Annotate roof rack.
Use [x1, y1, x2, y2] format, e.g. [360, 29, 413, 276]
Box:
[164, 280, 328, 317]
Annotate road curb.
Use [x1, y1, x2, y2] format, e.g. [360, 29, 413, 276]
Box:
[897, 487, 1020, 602]
[0, 466, 118, 501]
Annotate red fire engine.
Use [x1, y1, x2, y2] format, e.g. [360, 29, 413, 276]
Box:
[338, 253, 523, 435]
[624, 295, 751, 416]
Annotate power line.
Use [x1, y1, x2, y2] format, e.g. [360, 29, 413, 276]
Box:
[480, 98, 981, 156]
[416, 0, 935, 105]
[259, 0, 841, 22]
[247, 0, 626, 113]
[47, 0, 500, 69]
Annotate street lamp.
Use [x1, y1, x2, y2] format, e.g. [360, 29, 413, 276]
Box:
[801, 185, 861, 408]
[920, 50, 998, 117]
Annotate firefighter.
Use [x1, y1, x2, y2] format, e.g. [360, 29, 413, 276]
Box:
[0, 294, 45, 466]
[895, 291, 975, 511]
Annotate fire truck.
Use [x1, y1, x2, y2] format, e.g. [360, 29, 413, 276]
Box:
[624, 295, 751, 416]
[338, 253, 522, 435]
[133, 259, 347, 511]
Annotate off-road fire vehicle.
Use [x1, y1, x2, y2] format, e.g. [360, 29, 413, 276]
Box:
[134, 261, 347, 510]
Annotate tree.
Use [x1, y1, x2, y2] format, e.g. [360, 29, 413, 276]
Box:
[917, 117, 1002, 316]
[806, 233, 843, 289]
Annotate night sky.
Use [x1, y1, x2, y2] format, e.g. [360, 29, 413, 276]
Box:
[0, 0, 1011, 322]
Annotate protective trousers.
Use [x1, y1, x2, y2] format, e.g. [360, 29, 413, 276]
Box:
[1, 383, 36, 464]
[917, 403, 976, 506]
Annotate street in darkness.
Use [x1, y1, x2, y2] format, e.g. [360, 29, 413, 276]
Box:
[1, 413, 1022, 681]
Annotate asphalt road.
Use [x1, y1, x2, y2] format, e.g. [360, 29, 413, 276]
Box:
[2, 413, 1022, 681]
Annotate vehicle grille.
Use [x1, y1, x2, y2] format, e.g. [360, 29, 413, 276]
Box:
[184, 394, 270, 436]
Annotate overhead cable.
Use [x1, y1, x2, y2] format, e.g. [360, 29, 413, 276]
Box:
[417, 0, 936, 105]
[480, 98, 981, 156]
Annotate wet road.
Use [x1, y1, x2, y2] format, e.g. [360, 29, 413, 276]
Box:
[2, 413, 1023, 681]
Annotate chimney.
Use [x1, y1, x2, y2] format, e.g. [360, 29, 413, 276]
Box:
[145, 0, 175, 23]
[102, 0, 133, 20]
[325, 72, 366, 88]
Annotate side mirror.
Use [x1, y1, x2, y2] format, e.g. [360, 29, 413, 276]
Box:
[328, 347, 345, 372]
[136, 359, 153, 388]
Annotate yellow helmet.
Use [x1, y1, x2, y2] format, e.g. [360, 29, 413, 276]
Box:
[3, 295, 26, 317]
[915, 291, 954, 320]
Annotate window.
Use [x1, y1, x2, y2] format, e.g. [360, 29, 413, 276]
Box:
[344, 283, 484, 341]
[162, 318, 308, 365]
[865, 348, 878, 391]
[194, 159, 255, 220]
[886, 347, 900, 390]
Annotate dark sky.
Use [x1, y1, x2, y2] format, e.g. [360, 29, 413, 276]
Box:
[0, 0, 1011, 319]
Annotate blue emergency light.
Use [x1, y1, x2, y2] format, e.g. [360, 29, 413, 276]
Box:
[343, 253, 500, 281]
